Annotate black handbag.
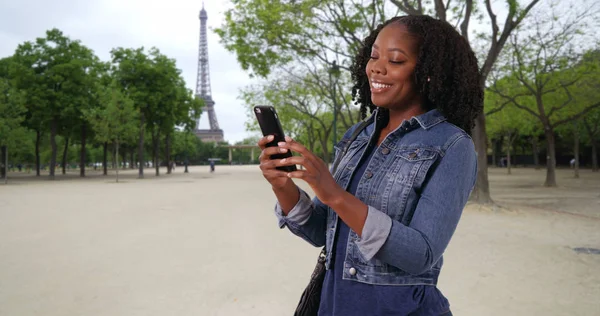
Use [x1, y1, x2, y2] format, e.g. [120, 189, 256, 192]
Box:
[293, 120, 369, 316]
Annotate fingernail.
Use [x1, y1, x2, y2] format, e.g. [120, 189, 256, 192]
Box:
[267, 135, 274, 141]
[278, 142, 286, 147]
[285, 136, 292, 142]
[280, 158, 286, 163]
[287, 173, 292, 178]
[280, 148, 287, 153]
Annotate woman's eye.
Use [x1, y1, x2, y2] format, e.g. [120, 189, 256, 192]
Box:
[369, 56, 378, 60]
[390, 60, 405, 64]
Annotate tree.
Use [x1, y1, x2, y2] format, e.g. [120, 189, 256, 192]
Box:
[486, 90, 539, 174]
[583, 108, 600, 172]
[85, 81, 139, 182]
[0, 76, 27, 182]
[110, 47, 157, 179]
[11, 29, 99, 179]
[489, 6, 600, 187]
[111, 47, 199, 178]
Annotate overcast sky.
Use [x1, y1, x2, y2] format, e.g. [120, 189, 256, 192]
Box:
[0, 0, 257, 143]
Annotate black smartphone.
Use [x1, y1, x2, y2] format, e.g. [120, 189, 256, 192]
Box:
[254, 105, 297, 172]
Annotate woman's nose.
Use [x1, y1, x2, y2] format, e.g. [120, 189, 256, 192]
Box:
[370, 61, 385, 75]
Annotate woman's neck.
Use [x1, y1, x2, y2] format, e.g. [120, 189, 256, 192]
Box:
[385, 106, 425, 132]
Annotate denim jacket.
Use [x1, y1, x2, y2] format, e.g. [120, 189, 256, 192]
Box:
[274, 109, 477, 286]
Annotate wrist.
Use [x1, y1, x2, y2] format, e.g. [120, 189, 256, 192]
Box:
[323, 187, 347, 208]
[272, 179, 295, 192]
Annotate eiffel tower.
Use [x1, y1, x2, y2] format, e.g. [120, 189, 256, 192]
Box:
[194, 3, 224, 142]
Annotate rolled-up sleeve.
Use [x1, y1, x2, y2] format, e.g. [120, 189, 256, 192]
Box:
[274, 188, 313, 227]
[355, 206, 393, 260]
[273, 187, 329, 247]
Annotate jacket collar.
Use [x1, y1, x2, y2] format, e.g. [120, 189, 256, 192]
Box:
[371, 108, 447, 130]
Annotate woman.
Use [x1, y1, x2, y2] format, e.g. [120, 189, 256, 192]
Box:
[258, 15, 482, 315]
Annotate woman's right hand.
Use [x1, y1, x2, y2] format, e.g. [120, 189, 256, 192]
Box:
[258, 135, 292, 189]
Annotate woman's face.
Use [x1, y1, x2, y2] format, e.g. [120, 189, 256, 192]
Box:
[366, 23, 422, 111]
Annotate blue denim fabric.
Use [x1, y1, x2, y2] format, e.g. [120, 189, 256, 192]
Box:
[275, 109, 477, 286]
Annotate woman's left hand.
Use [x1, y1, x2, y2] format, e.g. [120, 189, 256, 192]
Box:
[277, 136, 345, 206]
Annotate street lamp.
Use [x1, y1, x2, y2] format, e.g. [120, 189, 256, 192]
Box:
[329, 61, 341, 154]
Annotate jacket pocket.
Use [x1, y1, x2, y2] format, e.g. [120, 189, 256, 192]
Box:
[381, 148, 439, 221]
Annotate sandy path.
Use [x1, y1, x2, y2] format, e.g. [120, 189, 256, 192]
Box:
[0, 166, 599, 315]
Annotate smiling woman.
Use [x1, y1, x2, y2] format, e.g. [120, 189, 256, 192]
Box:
[257, 15, 483, 316]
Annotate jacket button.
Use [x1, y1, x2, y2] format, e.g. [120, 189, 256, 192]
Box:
[365, 171, 373, 179]
[349, 267, 357, 276]
[381, 148, 390, 155]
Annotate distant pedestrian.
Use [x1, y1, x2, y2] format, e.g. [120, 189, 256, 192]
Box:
[570, 158, 576, 168]
[209, 160, 215, 173]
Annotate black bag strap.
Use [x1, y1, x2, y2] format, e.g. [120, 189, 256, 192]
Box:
[331, 120, 370, 175]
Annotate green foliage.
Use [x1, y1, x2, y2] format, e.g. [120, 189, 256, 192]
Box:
[0, 77, 27, 147]
[215, 0, 390, 78]
[84, 81, 139, 146]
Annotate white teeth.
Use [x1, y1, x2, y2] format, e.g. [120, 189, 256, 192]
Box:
[372, 82, 392, 89]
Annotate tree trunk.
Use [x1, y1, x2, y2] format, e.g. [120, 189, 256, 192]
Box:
[491, 139, 497, 167]
[507, 135, 512, 175]
[544, 126, 557, 187]
[2, 145, 6, 184]
[472, 112, 493, 203]
[138, 113, 145, 179]
[121, 147, 127, 169]
[130, 147, 135, 169]
[521, 143, 527, 167]
[166, 133, 172, 174]
[0, 145, 6, 180]
[573, 122, 580, 178]
[153, 131, 160, 176]
[80, 124, 87, 177]
[35, 130, 41, 176]
[49, 117, 58, 179]
[532, 136, 540, 170]
[592, 142, 598, 172]
[103, 142, 108, 176]
[115, 140, 120, 183]
[61, 137, 69, 175]
[112, 143, 117, 169]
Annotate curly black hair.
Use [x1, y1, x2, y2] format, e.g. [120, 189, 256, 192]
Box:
[350, 15, 483, 134]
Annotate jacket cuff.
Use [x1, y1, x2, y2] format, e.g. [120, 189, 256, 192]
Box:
[274, 189, 313, 228]
[355, 205, 393, 261]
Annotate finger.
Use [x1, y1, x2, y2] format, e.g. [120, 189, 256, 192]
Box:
[286, 170, 315, 182]
[278, 137, 312, 158]
[257, 135, 275, 149]
[279, 156, 318, 173]
[259, 159, 278, 170]
[264, 169, 289, 179]
[259, 147, 290, 162]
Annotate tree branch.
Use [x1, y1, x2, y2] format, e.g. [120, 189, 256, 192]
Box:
[480, 0, 541, 80]
[485, 99, 512, 116]
[489, 83, 541, 119]
[389, 0, 423, 15]
[545, 83, 575, 118]
[553, 102, 600, 128]
[434, 0, 447, 21]
[459, 0, 473, 42]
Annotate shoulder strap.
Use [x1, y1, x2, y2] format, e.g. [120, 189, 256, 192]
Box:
[331, 120, 370, 174]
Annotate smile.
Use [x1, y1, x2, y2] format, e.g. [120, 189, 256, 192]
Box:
[371, 81, 392, 92]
